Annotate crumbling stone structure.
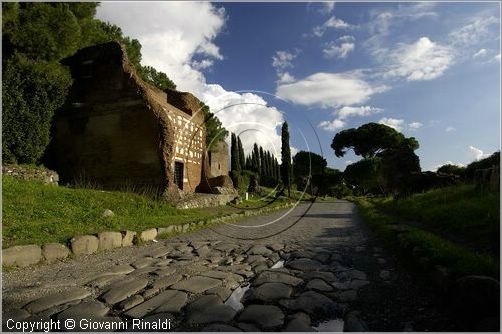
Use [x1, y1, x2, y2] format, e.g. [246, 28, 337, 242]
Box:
[46, 41, 229, 199]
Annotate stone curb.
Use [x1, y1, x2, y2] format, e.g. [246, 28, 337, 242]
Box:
[2, 202, 296, 269]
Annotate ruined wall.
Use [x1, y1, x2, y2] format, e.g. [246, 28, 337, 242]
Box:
[209, 141, 229, 177]
[47, 42, 171, 193]
[166, 104, 205, 193]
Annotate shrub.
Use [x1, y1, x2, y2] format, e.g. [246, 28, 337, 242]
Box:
[2, 54, 72, 164]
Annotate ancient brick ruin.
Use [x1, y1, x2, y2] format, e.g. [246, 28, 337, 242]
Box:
[45, 41, 230, 200]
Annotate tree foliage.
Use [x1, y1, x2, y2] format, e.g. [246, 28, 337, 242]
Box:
[437, 164, 466, 178]
[200, 102, 228, 150]
[333, 122, 421, 195]
[465, 151, 500, 180]
[138, 66, 176, 91]
[293, 151, 327, 178]
[2, 55, 72, 164]
[332, 123, 418, 158]
[281, 122, 292, 196]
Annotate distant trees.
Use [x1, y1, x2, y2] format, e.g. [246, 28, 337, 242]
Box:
[281, 122, 292, 196]
[332, 122, 421, 195]
[229, 132, 281, 192]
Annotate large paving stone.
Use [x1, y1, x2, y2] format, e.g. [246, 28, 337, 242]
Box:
[284, 313, 313, 332]
[152, 274, 182, 290]
[71, 235, 99, 256]
[349, 269, 368, 281]
[121, 231, 136, 247]
[350, 280, 370, 290]
[3, 245, 42, 267]
[186, 295, 236, 325]
[306, 278, 333, 292]
[98, 231, 123, 250]
[301, 271, 336, 282]
[24, 287, 91, 313]
[140, 228, 157, 242]
[196, 245, 211, 258]
[108, 264, 135, 275]
[247, 245, 272, 256]
[100, 278, 148, 304]
[202, 324, 242, 332]
[253, 270, 303, 286]
[42, 243, 70, 263]
[286, 258, 325, 271]
[238, 305, 284, 329]
[206, 286, 233, 301]
[170, 276, 222, 294]
[279, 291, 341, 316]
[2, 308, 30, 322]
[131, 257, 156, 269]
[245, 282, 292, 302]
[117, 295, 144, 311]
[86, 274, 122, 289]
[200, 270, 244, 284]
[125, 290, 187, 318]
[57, 301, 109, 320]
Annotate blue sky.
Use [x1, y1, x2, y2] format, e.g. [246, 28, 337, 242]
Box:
[97, 2, 501, 171]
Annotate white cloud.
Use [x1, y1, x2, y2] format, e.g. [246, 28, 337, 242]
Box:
[276, 72, 388, 108]
[445, 126, 456, 132]
[473, 48, 488, 58]
[385, 37, 455, 81]
[313, 16, 353, 37]
[323, 41, 355, 59]
[337, 105, 383, 119]
[320, 2, 335, 14]
[318, 119, 346, 131]
[337, 35, 355, 42]
[272, 50, 297, 71]
[468, 145, 490, 161]
[378, 117, 405, 132]
[408, 121, 423, 130]
[277, 72, 296, 84]
[97, 2, 286, 159]
[449, 16, 498, 47]
[365, 3, 438, 58]
[191, 59, 214, 70]
[495, 54, 501, 62]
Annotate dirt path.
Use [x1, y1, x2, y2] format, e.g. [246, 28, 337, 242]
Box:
[2, 200, 457, 331]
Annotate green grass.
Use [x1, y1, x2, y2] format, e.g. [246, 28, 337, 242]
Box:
[1, 176, 239, 248]
[350, 189, 499, 279]
[376, 185, 499, 254]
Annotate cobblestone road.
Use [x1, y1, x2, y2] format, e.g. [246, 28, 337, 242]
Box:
[2, 200, 454, 331]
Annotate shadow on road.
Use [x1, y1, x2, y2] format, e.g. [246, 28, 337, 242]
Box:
[302, 213, 354, 219]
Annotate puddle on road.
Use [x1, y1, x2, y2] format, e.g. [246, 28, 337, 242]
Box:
[224, 283, 250, 312]
[314, 319, 344, 332]
[271, 260, 284, 269]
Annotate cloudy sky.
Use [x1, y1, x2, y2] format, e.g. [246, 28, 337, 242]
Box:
[97, 2, 500, 171]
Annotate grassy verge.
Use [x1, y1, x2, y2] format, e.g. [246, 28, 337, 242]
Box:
[2, 176, 293, 248]
[350, 190, 499, 279]
[374, 185, 499, 255]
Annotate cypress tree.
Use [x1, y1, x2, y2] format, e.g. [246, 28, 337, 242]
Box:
[281, 122, 292, 196]
[259, 147, 265, 178]
[267, 152, 273, 178]
[231, 133, 241, 172]
[252, 144, 260, 173]
[238, 136, 245, 171]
